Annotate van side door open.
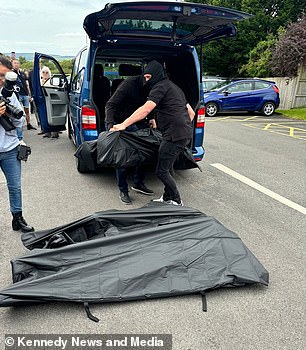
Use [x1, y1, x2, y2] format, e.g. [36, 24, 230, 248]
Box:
[33, 53, 69, 133]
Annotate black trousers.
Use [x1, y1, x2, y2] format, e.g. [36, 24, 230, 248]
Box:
[156, 139, 189, 203]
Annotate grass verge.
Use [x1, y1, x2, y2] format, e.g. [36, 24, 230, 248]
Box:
[277, 107, 306, 120]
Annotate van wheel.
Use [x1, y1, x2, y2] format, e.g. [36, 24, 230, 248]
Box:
[205, 102, 218, 117]
[261, 102, 275, 116]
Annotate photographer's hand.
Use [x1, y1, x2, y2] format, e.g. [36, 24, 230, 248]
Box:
[0, 102, 6, 116]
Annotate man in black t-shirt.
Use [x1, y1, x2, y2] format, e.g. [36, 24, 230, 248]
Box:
[112, 60, 195, 206]
[105, 74, 155, 205]
[12, 59, 36, 131]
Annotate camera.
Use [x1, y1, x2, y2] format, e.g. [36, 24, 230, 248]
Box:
[17, 144, 31, 162]
[0, 71, 24, 131]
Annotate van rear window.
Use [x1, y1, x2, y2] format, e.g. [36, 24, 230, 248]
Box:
[98, 19, 198, 38]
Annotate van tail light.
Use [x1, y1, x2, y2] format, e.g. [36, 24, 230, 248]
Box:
[81, 106, 97, 129]
[273, 85, 279, 94]
[196, 107, 205, 128]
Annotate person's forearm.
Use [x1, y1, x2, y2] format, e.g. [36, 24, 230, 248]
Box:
[0, 103, 6, 116]
[26, 82, 31, 96]
[187, 104, 195, 121]
[122, 105, 151, 128]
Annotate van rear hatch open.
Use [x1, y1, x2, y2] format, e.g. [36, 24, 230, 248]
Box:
[84, 1, 251, 45]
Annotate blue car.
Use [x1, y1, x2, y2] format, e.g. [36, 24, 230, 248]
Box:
[204, 79, 280, 117]
[32, 1, 250, 170]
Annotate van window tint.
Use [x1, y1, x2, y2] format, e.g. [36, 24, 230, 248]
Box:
[71, 54, 81, 84]
[255, 82, 270, 90]
[98, 19, 198, 37]
[71, 50, 87, 92]
[78, 49, 87, 71]
[227, 82, 252, 93]
[71, 68, 84, 93]
[71, 55, 80, 85]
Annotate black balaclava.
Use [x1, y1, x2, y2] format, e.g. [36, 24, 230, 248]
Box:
[143, 60, 166, 91]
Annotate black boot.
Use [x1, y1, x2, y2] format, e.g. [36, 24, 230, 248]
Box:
[27, 123, 37, 130]
[12, 212, 35, 233]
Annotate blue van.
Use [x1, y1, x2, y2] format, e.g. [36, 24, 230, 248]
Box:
[33, 1, 250, 170]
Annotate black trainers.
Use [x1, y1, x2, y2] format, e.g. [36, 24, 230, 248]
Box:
[51, 132, 59, 138]
[131, 184, 154, 195]
[152, 195, 166, 203]
[167, 199, 184, 206]
[119, 191, 132, 205]
[27, 123, 37, 130]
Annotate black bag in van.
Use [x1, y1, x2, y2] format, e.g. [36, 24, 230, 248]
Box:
[97, 128, 161, 168]
[74, 128, 200, 171]
[74, 139, 98, 172]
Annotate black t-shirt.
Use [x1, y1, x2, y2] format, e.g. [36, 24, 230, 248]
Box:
[13, 70, 28, 96]
[147, 79, 193, 142]
[28, 70, 34, 95]
[105, 75, 149, 127]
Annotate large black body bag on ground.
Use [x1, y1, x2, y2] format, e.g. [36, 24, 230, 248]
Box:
[74, 129, 199, 171]
[0, 204, 268, 317]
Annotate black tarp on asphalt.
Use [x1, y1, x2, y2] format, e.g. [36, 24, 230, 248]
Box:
[0, 204, 268, 315]
[74, 128, 200, 172]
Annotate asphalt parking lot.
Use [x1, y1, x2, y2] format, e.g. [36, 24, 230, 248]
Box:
[0, 113, 305, 350]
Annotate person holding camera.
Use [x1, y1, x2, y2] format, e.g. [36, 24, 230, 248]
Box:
[0, 55, 34, 233]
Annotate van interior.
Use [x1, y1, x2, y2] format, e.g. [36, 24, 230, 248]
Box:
[92, 44, 200, 131]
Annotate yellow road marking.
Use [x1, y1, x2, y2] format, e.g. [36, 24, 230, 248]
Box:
[242, 123, 306, 140]
[266, 130, 305, 140]
[206, 116, 306, 140]
[240, 116, 259, 121]
[206, 116, 231, 122]
[263, 123, 272, 130]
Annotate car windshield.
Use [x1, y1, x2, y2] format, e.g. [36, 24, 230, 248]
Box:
[203, 81, 224, 91]
[209, 80, 230, 91]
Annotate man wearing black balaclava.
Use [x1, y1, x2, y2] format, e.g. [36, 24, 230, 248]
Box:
[112, 60, 195, 206]
[105, 70, 156, 205]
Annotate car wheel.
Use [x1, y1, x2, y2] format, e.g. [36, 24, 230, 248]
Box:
[205, 102, 218, 117]
[261, 102, 275, 116]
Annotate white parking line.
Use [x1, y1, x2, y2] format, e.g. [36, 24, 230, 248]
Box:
[211, 163, 306, 215]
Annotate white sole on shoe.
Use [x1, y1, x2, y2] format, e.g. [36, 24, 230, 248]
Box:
[166, 200, 184, 206]
[131, 186, 154, 196]
[119, 196, 132, 205]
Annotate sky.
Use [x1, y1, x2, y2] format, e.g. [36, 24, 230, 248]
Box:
[0, 0, 183, 57]
[0, 0, 109, 56]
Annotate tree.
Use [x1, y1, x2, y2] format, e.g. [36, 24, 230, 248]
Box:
[271, 13, 306, 77]
[19, 58, 73, 75]
[239, 32, 280, 77]
[18, 56, 27, 65]
[188, 0, 306, 77]
[59, 59, 74, 74]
